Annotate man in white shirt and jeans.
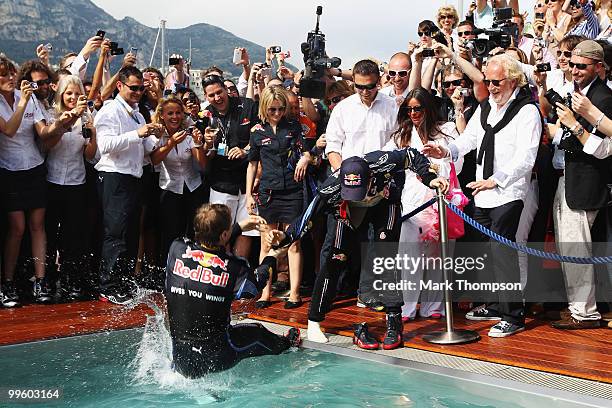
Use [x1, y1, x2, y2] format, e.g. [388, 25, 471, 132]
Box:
[94, 66, 162, 304]
[325, 59, 399, 311]
[425, 54, 541, 337]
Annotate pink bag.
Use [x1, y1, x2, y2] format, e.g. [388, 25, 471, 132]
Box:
[421, 163, 469, 241]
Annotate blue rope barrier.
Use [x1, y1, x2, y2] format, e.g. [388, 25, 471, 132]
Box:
[445, 200, 612, 265]
[400, 197, 437, 223]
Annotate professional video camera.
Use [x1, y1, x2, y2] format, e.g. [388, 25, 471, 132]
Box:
[468, 7, 519, 59]
[299, 6, 341, 98]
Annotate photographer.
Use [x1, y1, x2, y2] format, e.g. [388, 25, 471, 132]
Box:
[566, 0, 600, 38]
[550, 40, 612, 330]
[164, 54, 190, 93]
[16, 60, 56, 121]
[202, 75, 260, 260]
[150, 96, 207, 261]
[512, 12, 556, 66]
[61, 35, 104, 81]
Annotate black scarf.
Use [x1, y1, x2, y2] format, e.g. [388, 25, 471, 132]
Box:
[477, 87, 533, 179]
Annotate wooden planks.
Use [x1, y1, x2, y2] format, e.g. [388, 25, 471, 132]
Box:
[0, 295, 609, 385]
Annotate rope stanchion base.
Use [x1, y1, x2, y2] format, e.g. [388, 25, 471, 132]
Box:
[422, 329, 481, 345]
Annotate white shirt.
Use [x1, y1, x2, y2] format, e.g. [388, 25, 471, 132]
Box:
[449, 89, 541, 208]
[0, 90, 45, 171]
[68, 53, 88, 81]
[46, 120, 88, 185]
[583, 133, 612, 159]
[94, 95, 152, 178]
[379, 85, 410, 105]
[155, 133, 202, 194]
[325, 92, 398, 160]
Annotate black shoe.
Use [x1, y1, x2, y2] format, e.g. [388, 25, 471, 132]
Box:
[488, 320, 526, 337]
[64, 286, 86, 302]
[285, 327, 301, 347]
[255, 300, 272, 309]
[1, 281, 21, 308]
[353, 322, 379, 350]
[99, 291, 133, 305]
[284, 299, 302, 309]
[465, 305, 502, 321]
[33, 278, 52, 303]
[382, 312, 404, 350]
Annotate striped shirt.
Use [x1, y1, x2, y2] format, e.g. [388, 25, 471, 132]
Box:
[566, 2, 600, 39]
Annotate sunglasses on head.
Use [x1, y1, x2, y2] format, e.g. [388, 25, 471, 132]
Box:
[388, 70, 410, 78]
[328, 95, 345, 104]
[458, 30, 474, 37]
[354, 82, 378, 90]
[557, 50, 573, 58]
[121, 82, 145, 92]
[483, 78, 507, 87]
[405, 106, 424, 114]
[569, 61, 596, 70]
[267, 106, 286, 113]
[417, 31, 432, 37]
[443, 79, 462, 88]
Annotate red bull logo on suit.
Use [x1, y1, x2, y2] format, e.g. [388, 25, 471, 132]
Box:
[173, 259, 230, 287]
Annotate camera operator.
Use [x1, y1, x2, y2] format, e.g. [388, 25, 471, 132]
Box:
[549, 40, 612, 329]
[425, 54, 541, 338]
[566, 0, 600, 38]
[456, 20, 479, 61]
[202, 75, 260, 260]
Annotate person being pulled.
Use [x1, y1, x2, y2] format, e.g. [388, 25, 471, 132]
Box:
[165, 204, 300, 378]
[266, 149, 449, 350]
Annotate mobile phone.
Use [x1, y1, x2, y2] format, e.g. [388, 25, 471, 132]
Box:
[44, 43, 53, 51]
[169, 57, 180, 66]
[110, 47, 124, 56]
[233, 48, 242, 64]
[422, 48, 435, 58]
[130, 47, 138, 56]
[535, 12, 544, 20]
[96, 30, 106, 38]
[269, 46, 281, 54]
[87, 100, 95, 110]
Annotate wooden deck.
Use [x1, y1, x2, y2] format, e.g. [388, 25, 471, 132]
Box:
[0, 295, 610, 385]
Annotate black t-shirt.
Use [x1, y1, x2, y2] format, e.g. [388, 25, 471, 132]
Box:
[205, 97, 260, 195]
[248, 118, 305, 192]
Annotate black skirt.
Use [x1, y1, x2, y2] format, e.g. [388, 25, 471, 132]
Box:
[257, 187, 303, 225]
[0, 164, 47, 212]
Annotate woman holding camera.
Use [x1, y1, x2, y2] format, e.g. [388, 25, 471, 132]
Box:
[385, 88, 461, 322]
[40, 75, 98, 300]
[150, 96, 207, 260]
[246, 87, 310, 309]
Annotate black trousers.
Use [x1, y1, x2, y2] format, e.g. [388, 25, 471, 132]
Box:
[45, 183, 87, 288]
[309, 202, 402, 322]
[172, 322, 291, 378]
[159, 185, 205, 261]
[473, 200, 525, 325]
[97, 172, 142, 292]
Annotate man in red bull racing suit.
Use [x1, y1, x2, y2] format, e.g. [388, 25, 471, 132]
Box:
[267, 148, 448, 350]
[165, 204, 300, 378]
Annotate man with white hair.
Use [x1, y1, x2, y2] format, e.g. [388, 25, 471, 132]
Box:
[425, 54, 541, 338]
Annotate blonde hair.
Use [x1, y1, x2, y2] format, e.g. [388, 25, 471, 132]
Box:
[437, 5, 459, 29]
[54, 75, 85, 115]
[194, 203, 232, 245]
[487, 54, 527, 88]
[594, 0, 612, 19]
[258, 86, 289, 123]
[151, 95, 188, 130]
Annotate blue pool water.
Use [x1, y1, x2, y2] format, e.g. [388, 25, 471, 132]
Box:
[0, 311, 589, 407]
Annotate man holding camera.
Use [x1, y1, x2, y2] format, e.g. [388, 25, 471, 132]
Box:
[425, 54, 541, 338]
[202, 75, 260, 259]
[165, 54, 190, 93]
[550, 40, 612, 330]
[94, 66, 163, 305]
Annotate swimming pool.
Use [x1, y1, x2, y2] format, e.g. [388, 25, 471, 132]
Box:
[0, 312, 602, 408]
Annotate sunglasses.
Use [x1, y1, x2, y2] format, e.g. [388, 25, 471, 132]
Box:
[267, 106, 286, 113]
[557, 50, 573, 58]
[121, 82, 145, 92]
[417, 31, 432, 37]
[443, 79, 462, 88]
[328, 95, 345, 104]
[457, 30, 474, 37]
[569, 61, 596, 70]
[483, 78, 507, 87]
[405, 106, 424, 114]
[34, 78, 52, 86]
[440, 14, 455, 20]
[388, 70, 410, 78]
[354, 82, 378, 90]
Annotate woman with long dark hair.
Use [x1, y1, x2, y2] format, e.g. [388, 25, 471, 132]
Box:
[385, 87, 462, 322]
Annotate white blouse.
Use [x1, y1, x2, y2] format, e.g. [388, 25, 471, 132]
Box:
[155, 133, 202, 195]
[46, 120, 89, 186]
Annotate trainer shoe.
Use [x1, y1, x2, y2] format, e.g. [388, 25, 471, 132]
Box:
[1, 281, 21, 308]
[33, 278, 52, 303]
[356, 296, 386, 312]
[353, 322, 379, 350]
[285, 327, 302, 347]
[99, 291, 133, 305]
[382, 312, 404, 350]
[551, 316, 601, 330]
[64, 285, 86, 302]
[488, 321, 525, 338]
[466, 305, 502, 321]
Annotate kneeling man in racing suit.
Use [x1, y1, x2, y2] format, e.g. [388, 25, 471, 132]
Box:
[165, 203, 300, 378]
[267, 148, 448, 350]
